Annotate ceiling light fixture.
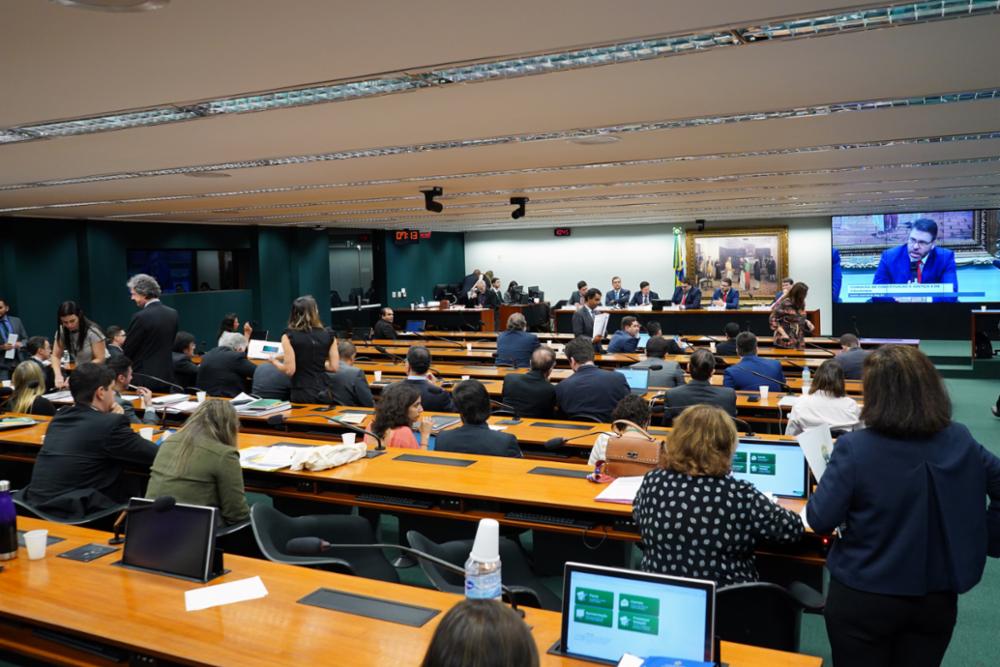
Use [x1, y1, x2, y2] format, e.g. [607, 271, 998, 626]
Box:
[51, 0, 169, 11]
[422, 186, 443, 213]
[510, 197, 528, 220]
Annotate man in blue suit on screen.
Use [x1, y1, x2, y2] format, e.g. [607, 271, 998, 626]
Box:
[872, 218, 958, 302]
[711, 278, 740, 309]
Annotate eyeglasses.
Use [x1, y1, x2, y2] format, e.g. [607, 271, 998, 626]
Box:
[908, 237, 933, 247]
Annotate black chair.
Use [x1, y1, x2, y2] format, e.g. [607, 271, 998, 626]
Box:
[406, 530, 562, 611]
[715, 581, 825, 653]
[568, 414, 604, 423]
[249, 504, 398, 583]
[731, 417, 756, 436]
[12, 490, 125, 527]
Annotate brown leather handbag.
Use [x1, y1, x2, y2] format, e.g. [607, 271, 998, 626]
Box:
[602, 420, 665, 478]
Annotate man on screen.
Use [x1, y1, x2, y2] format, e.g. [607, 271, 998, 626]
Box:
[872, 218, 958, 302]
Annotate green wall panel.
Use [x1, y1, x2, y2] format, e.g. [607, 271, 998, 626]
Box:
[383, 231, 465, 308]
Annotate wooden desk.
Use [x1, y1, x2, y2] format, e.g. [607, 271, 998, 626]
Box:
[0, 519, 822, 667]
[394, 307, 496, 333]
[554, 308, 821, 337]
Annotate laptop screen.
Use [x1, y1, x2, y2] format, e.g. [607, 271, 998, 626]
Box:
[405, 320, 426, 333]
[560, 563, 715, 665]
[121, 498, 217, 581]
[615, 368, 649, 393]
[731, 439, 809, 498]
[636, 332, 650, 350]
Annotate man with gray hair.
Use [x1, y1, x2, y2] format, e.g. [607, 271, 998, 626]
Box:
[123, 273, 179, 391]
[496, 312, 539, 368]
[196, 331, 256, 398]
[326, 340, 374, 407]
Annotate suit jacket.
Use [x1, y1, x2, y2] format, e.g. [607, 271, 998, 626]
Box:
[327, 363, 374, 407]
[123, 301, 179, 388]
[483, 288, 504, 309]
[402, 378, 455, 413]
[569, 291, 587, 306]
[435, 423, 522, 458]
[605, 288, 631, 307]
[461, 273, 479, 295]
[501, 370, 556, 419]
[715, 339, 738, 356]
[172, 352, 199, 390]
[372, 319, 397, 340]
[808, 424, 1000, 595]
[607, 331, 639, 354]
[629, 291, 660, 307]
[107, 344, 125, 360]
[663, 379, 737, 424]
[629, 357, 685, 388]
[671, 287, 702, 308]
[554, 364, 630, 421]
[711, 288, 740, 309]
[836, 347, 869, 381]
[28, 357, 56, 392]
[252, 362, 292, 400]
[571, 306, 595, 338]
[23, 404, 158, 518]
[196, 347, 257, 398]
[496, 330, 539, 368]
[0, 315, 28, 371]
[723, 355, 786, 392]
[872, 244, 958, 302]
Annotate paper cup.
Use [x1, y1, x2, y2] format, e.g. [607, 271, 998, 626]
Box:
[758, 386, 769, 401]
[374, 370, 383, 382]
[196, 391, 207, 403]
[461, 375, 470, 381]
[341, 432, 357, 446]
[24, 529, 48, 560]
[140, 427, 155, 441]
[709, 342, 717, 353]
[466, 343, 473, 352]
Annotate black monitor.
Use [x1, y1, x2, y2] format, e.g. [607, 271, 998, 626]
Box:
[651, 299, 670, 311]
[432, 283, 451, 300]
[527, 286, 543, 301]
[119, 498, 220, 582]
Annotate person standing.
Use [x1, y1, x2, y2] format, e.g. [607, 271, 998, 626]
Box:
[51, 301, 107, 389]
[123, 274, 179, 392]
[0, 296, 28, 382]
[769, 282, 814, 350]
[270, 295, 339, 404]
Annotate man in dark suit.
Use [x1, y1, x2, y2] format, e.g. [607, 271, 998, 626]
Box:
[483, 277, 504, 309]
[629, 281, 659, 307]
[172, 331, 199, 390]
[671, 278, 702, 309]
[663, 348, 736, 425]
[568, 280, 589, 306]
[501, 346, 557, 418]
[629, 335, 685, 388]
[327, 340, 374, 407]
[402, 345, 455, 412]
[605, 276, 631, 307]
[872, 218, 958, 302]
[252, 361, 291, 400]
[123, 273, 179, 392]
[571, 288, 604, 353]
[196, 332, 257, 398]
[711, 278, 740, 309]
[0, 296, 28, 381]
[716, 322, 740, 356]
[555, 338, 629, 421]
[21, 363, 158, 519]
[436, 380, 521, 458]
[461, 269, 482, 296]
[25, 336, 56, 392]
[607, 316, 641, 353]
[106, 355, 157, 425]
[496, 313, 539, 368]
[836, 333, 869, 381]
[723, 332, 786, 392]
[372, 307, 397, 340]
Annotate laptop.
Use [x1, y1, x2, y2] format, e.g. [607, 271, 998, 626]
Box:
[405, 320, 426, 333]
[731, 438, 809, 499]
[615, 368, 650, 395]
[636, 332, 650, 351]
[553, 562, 716, 666]
[118, 498, 222, 582]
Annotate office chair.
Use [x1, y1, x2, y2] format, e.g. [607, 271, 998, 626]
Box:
[12, 490, 126, 528]
[715, 581, 825, 653]
[568, 414, 604, 423]
[249, 504, 398, 583]
[405, 530, 561, 611]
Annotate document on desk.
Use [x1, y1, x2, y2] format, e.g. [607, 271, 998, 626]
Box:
[777, 395, 800, 407]
[594, 476, 644, 504]
[333, 412, 368, 425]
[185, 576, 268, 612]
[240, 445, 303, 471]
[4, 333, 17, 360]
[592, 313, 610, 338]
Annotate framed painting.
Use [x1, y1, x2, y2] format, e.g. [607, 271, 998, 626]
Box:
[686, 227, 789, 298]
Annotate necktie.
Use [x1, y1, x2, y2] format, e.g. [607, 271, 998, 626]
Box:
[917, 260, 924, 283]
[643, 294, 649, 305]
[0, 318, 8, 342]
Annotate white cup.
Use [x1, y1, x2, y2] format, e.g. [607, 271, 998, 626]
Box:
[533, 298, 540, 304]
[461, 375, 470, 381]
[466, 343, 473, 352]
[1, 380, 11, 388]
[341, 432, 357, 446]
[196, 391, 207, 403]
[140, 427, 155, 441]
[374, 370, 383, 382]
[982, 305, 988, 311]
[24, 529, 48, 560]
[709, 342, 717, 353]
[758, 385, 769, 401]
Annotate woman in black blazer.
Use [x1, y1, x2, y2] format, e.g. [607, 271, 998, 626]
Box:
[808, 345, 1000, 667]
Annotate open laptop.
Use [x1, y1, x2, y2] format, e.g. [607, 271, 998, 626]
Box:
[636, 332, 650, 351]
[405, 320, 426, 333]
[731, 438, 809, 499]
[118, 498, 222, 582]
[552, 562, 716, 666]
[615, 368, 650, 395]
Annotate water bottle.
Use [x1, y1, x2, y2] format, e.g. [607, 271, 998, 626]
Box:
[801, 367, 811, 394]
[0, 480, 17, 561]
[420, 295, 426, 307]
[465, 518, 501, 600]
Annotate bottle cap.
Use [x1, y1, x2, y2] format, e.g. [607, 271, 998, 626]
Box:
[469, 518, 500, 563]
[0, 480, 9, 492]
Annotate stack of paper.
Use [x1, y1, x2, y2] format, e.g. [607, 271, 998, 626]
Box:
[42, 390, 73, 402]
[151, 393, 190, 406]
[239, 445, 302, 471]
[332, 412, 368, 425]
[594, 476, 645, 504]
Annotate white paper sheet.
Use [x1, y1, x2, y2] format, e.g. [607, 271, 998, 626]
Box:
[796, 425, 834, 482]
[592, 313, 610, 338]
[777, 395, 800, 407]
[594, 476, 644, 504]
[185, 576, 268, 612]
[334, 412, 368, 425]
[4, 333, 17, 360]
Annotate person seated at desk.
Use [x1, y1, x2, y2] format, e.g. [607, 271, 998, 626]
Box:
[327, 340, 374, 408]
[785, 359, 861, 436]
[146, 399, 250, 526]
[496, 312, 539, 368]
[2, 361, 55, 416]
[172, 331, 199, 390]
[607, 316, 641, 353]
[504, 280, 522, 304]
[21, 362, 158, 519]
[605, 275, 630, 307]
[711, 278, 740, 309]
[402, 345, 455, 412]
[196, 332, 257, 398]
[483, 277, 504, 309]
[372, 307, 397, 340]
[216, 312, 252, 347]
[571, 288, 604, 353]
[25, 336, 55, 392]
[105, 325, 126, 359]
[770, 277, 794, 309]
[634, 404, 803, 586]
[808, 346, 1000, 666]
[435, 380, 521, 458]
[629, 281, 659, 307]
[106, 355, 157, 425]
[368, 382, 433, 449]
[555, 338, 629, 422]
[671, 278, 702, 309]
[723, 332, 786, 392]
[836, 333, 869, 381]
[587, 394, 651, 467]
[251, 361, 291, 400]
[716, 322, 740, 356]
[501, 346, 557, 419]
[628, 335, 685, 387]
[645, 321, 662, 337]
[568, 280, 589, 306]
[663, 348, 736, 425]
[422, 599, 539, 667]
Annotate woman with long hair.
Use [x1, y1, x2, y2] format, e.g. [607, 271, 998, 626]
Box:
[769, 281, 814, 349]
[216, 312, 252, 346]
[51, 301, 106, 389]
[146, 399, 249, 525]
[785, 358, 861, 435]
[270, 295, 338, 404]
[4, 361, 55, 415]
[368, 382, 432, 449]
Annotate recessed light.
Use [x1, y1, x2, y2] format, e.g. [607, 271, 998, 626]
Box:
[51, 0, 169, 11]
[569, 135, 620, 146]
[183, 172, 232, 179]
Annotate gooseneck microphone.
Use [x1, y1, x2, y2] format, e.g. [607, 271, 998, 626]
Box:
[108, 496, 176, 545]
[374, 345, 406, 364]
[748, 369, 792, 393]
[132, 373, 186, 393]
[543, 430, 615, 451]
[328, 419, 385, 453]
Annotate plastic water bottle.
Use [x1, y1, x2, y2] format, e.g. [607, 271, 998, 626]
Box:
[420, 296, 426, 307]
[0, 480, 17, 561]
[801, 367, 811, 394]
[465, 518, 502, 600]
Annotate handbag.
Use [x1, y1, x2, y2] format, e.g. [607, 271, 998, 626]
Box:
[602, 420, 665, 478]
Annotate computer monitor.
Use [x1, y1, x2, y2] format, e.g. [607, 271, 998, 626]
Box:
[527, 286, 543, 301]
[556, 562, 716, 666]
[651, 299, 671, 311]
[432, 283, 451, 300]
[119, 498, 219, 582]
[615, 368, 650, 394]
[405, 320, 426, 333]
[731, 438, 809, 499]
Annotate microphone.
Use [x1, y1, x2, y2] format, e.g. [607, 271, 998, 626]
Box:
[732, 417, 756, 436]
[543, 430, 614, 451]
[283, 538, 525, 618]
[108, 496, 176, 545]
[804, 341, 836, 357]
[374, 345, 406, 364]
[132, 372, 186, 393]
[422, 332, 465, 349]
[490, 400, 520, 422]
[748, 370, 791, 393]
[327, 418, 385, 453]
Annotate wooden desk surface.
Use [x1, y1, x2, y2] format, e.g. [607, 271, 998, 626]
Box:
[0, 518, 822, 667]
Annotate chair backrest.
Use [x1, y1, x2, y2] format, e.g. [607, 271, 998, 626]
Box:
[569, 414, 604, 423]
[12, 489, 125, 527]
[716, 582, 804, 653]
[249, 504, 297, 561]
[405, 530, 466, 593]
